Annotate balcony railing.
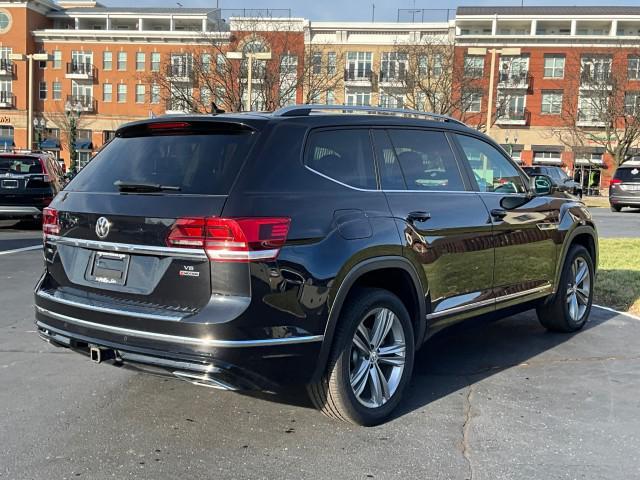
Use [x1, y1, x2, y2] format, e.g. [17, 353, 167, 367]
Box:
[576, 109, 607, 127]
[496, 108, 530, 125]
[167, 63, 194, 81]
[497, 71, 532, 90]
[344, 68, 375, 83]
[580, 71, 612, 88]
[66, 62, 96, 79]
[0, 91, 14, 108]
[67, 94, 96, 112]
[0, 59, 14, 76]
[378, 70, 407, 83]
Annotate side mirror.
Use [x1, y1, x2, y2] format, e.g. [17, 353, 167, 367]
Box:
[529, 173, 554, 196]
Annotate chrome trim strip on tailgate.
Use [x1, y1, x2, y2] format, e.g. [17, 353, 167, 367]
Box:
[36, 289, 187, 322]
[45, 235, 208, 260]
[35, 305, 324, 348]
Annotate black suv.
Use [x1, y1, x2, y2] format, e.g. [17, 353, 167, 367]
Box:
[609, 162, 640, 212]
[522, 165, 583, 198]
[0, 152, 66, 222]
[35, 106, 598, 425]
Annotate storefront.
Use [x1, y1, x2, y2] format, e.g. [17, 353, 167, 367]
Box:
[532, 145, 564, 167]
[573, 148, 605, 196]
[0, 125, 14, 151]
[500, 143, 523, 163]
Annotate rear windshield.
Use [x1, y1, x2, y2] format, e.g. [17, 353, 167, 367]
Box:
[614, 166, 640, 182]
[67, 127, 256, 195]
[0, 156, 43, 175]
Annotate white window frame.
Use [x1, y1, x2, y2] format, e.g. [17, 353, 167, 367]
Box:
[541, 91, 563, 115]
[543, 55, 565, 79]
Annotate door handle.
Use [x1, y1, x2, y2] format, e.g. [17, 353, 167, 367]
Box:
[407, 211, 431, 223]
[491, 209, 508, 220]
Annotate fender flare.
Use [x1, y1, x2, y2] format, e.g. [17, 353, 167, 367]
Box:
[552, 224, 598, 296]
[310, 255, 427, 382]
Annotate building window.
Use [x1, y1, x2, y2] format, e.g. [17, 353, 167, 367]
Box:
[346, 52, 373, 80]
[151, 52, 160, 72]
[53, 50, 61, 69]
[103, 51, 112, 71]
[201, 53, 211, 73]
[327, 51, 336, 75]
[628, 57, 640, 80]
[103, 130, 116, 144]
[39, 81, 47, 100]
[151, 83, 160, 104]
[464, 55, 484, 78]
[345, 88, 371, 106]
[103, 83, 112, 102]
[464, 90, 482, 113]
[624, 92, 640, 116]
[541, 91, 563, 115]
[117, 52, 127, 71]
[326, 89, 335, 104]
[379, 92, 403, 108]
[77, 151, 92, 170]
[215, 53, 225, 73]
[433, 54, 443, 77]
[581, 55, 612, 83]
[136, 52, 145, 71]
[117, 84, 127, 103]
[201, 86, 211, 106]
[311, 52, 321, 75]
[534, 151, 562, 164]
[52, 81, 61, 100]
[280, 54, 297, 76]
[543, 55, 565, 78]
[380, 52, 407, 81]
[135, 84, 145, 103]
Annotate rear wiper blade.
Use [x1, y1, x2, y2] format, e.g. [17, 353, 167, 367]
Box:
[114, 180, 181, 192]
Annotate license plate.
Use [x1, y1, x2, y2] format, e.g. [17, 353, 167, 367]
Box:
[88, 251, 130, 286]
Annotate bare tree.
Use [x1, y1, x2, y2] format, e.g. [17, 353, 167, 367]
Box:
[551, 49, 640, 167]
[300, 44, 345, 104]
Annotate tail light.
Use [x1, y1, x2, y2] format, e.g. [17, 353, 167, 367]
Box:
[42, 207, 60, 237]
[167, 217, 291, 262]
[610, 178, 622, 187]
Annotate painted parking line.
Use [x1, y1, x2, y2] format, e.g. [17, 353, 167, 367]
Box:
[0, 245, 42, 256]
[593, 304, 640, 321]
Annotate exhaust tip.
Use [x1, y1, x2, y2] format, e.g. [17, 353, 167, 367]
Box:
[172, 370, 238, 391]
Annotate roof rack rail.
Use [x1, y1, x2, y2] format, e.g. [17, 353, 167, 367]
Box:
[273, 104, 467, 126]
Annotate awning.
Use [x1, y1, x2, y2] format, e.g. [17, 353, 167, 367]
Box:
[575, 158, 604, 166]
[533, 158, 563, 166]
[511, 157, 523, 163]
[532, 145, 564, 154]
[74, 139, 93, 151]
[0, 136, 14, 150]
[41, 138, 60, 150]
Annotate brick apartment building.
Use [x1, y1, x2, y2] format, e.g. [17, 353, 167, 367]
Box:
[0, 0, 305, 168]
[454, 6, 640, 191]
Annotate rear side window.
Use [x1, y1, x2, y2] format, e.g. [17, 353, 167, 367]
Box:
[615, 167, 640, 182]
[0, 156, 43, 174]
[67, 124, 256, 195]
[386, 129, 465, 191]
[305, 129, 376, 190]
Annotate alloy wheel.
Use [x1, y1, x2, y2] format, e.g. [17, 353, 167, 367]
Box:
[566, 256, 591, 323]
[349, 307, 406, 409]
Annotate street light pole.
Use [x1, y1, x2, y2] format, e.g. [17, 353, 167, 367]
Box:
[33, 117, 46, 150]
[225, 50, 272, 111]
[8, 52, 49, 149]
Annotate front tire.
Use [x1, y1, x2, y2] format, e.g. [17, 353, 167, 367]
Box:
[537, 245, 594, 333]
[610, 205, 622, 212]
[308, 288, 415, 426]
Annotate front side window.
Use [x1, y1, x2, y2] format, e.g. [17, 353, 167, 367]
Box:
[151, 52, 160, 72]
[53, 50, 62, 69]
[117, 84, 127, 103]
[52, 81, 61, 100]
[386, 129, 464, 191]
[456, 134, 527, 194]
[135, 84, 145, 103]
[543, 54, 565, 78]
[103, 51, 112, 70]
[117, 51, 127, 71]
[305, 129, 376, 190]
[136, 52, 145, 71]
[103, 83, 112, 102]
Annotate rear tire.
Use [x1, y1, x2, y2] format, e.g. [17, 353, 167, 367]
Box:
[537, 245, 594, 333]
[308, 288, 415, 426]
[610, 205, 622, 212]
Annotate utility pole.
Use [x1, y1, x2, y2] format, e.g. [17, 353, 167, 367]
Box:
[371, 3, 375, 22]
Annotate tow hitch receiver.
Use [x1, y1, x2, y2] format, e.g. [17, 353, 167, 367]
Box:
[89, 346, 115, 364]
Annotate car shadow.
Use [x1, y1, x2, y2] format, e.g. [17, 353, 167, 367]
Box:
[242, 307, 620, 419]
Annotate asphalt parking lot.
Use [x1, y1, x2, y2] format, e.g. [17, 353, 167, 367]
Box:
[589, 206, 640, 238]
[1, 213, 639, 480]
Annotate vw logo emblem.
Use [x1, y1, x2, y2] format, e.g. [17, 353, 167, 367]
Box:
[95, 217, 111, 239]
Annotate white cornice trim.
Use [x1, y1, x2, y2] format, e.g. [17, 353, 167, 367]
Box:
[32, 28, 230, 44]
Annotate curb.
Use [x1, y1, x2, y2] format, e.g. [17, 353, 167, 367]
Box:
[593, 304, 640, 322]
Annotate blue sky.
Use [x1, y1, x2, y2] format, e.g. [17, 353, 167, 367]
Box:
[104, 0, 640, 22]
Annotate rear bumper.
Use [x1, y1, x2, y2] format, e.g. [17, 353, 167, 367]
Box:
[609, 195, 640, 207]
[0, 205, 42, 219]
[35, 303, 323, 391]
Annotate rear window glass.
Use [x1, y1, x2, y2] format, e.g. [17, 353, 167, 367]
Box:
[0, 156, 43, 174]
[305, 129, 376, 190]
[67, 127, 256, 195]
[614, 166, 640, 182]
